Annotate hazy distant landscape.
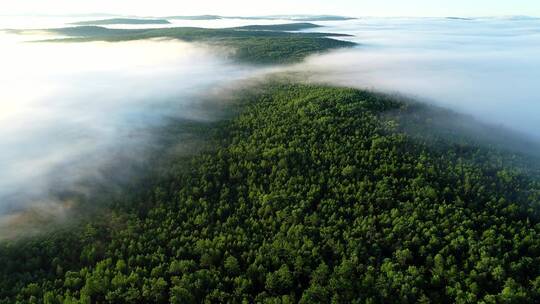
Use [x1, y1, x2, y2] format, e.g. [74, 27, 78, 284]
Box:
[70, 18, 172, 25]
[1, 9, 540, 303]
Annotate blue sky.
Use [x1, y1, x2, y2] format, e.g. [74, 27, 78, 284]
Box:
[4, 0, 540, 17]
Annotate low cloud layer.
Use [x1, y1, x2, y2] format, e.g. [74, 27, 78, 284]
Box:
[0, 32, 261, 227]
[1, 16, 539, 238]
[295, 17, 540, 140]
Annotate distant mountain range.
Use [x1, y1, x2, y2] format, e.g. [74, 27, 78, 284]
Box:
[446, 17, 474, 21]
[57, 15, 356, 27]
[71, 18, 171, 25]
[165, 15, 222, 20]
[152, 15, 356, 21]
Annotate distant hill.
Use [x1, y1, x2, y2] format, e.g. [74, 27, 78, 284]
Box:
[232, 23, 321, 31]
[279, 15, 357, 21]
[230, 15, 356, 21]
[160, 15, 356, 21]
[446, 17, 474, 21]
[71, 18, 171, 25]
[165, 15, 222, 20]
[22, 24, 355, 64]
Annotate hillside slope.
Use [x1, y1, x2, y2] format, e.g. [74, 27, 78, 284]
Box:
[1, 83, 539, 303]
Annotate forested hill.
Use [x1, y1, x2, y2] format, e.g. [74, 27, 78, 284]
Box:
[1, 82, 539, 303]
[13, 24, 354, 64]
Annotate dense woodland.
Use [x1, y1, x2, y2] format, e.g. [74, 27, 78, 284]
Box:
[12, 23, 355, 64]
[1, 82, 539, 303]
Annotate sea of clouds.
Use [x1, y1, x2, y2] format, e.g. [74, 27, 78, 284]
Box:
[1, 15, 539, 237]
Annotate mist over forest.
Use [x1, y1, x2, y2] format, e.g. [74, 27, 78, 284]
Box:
[1, 12, 540, 303]
[0, 32, 263, 228]
[293, 17, 540, 140]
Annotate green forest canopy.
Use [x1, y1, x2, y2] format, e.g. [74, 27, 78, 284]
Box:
[19, 23, 355, 64]
[1, 81, 539, 303]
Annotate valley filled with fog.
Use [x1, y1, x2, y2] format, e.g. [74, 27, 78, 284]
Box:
[1, 15, 539, 232]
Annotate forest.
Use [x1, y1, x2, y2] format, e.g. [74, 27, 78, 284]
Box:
[1, 81, 539, 303]
[14, 23, 354, 64]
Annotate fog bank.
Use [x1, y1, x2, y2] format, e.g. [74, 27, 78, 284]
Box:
[0, 32, 260, 229]
[296, 17, 540, 140]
